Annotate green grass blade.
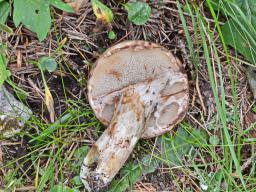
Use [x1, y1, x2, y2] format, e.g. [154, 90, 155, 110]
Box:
[196, 11, 246, 189]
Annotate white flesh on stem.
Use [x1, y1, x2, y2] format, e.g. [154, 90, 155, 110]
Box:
[80, 73, 171, 191]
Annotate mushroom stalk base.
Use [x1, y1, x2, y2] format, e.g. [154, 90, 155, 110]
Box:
[80, 91, 146, 191]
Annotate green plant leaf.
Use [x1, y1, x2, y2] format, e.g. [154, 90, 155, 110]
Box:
[208, 0, 256, 63]
[0, 51, 10, 86]
[235, 0, 256, 18]
[38, 160, 54, 192]
[123, 2, 151, 25]
[49, 0, 74, 13]
[91, 0, 113, 24]
[209, 135, 220, 145]
[70, 146, 89, 173]
[50, 183, 80, 192]
[29, 113, 74, 143]
[0, 1, 12, 34]
[0, 44, 6, 54]
[222, 18, 256, 63]
[161, 126, 208, 166]
[140, 155, 159, 175]
[108, 155, 158, 192]
[0, 22, 13, 33]
[13, 0, 51, 41]
[74, 146, 89, 160]
[0, 1, 10, 24]
[108, 30, 116, 40]
[70, 176, 83, 186]
[39, 56, 58, 72]
[207, 0, 237, 15]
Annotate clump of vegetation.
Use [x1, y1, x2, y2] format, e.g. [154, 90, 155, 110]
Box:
[0, 44, 10, 86]
[0, 0, 152, 41]
[0, 0, 73, 40]
[210, 0, 256, 63]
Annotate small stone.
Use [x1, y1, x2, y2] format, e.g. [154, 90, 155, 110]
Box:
[200, 182, 208, 191]
[0, 86, 32, 138]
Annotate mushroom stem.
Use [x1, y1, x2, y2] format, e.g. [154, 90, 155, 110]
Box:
[80, 91, 146, 191]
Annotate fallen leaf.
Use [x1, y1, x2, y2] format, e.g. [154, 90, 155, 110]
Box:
[45, 86, 55, 122]
[244, 111, 256, 127]
[16, 50, 22, 68]
[64, 0, 88, 12]
[91, 0, 113, 24]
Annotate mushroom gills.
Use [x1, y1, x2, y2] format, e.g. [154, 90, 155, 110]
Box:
[80, 74, 171, 191]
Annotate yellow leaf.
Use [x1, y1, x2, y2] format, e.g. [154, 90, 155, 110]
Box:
[45, 86, 55, 122]
[59, 37, 67, 47]
[91, 0, 113, 24]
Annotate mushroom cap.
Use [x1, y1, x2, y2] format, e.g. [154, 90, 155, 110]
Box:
[88, 41, 189, 139]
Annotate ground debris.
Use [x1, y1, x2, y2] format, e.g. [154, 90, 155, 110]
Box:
[64, 0, 88, 12]
[0, 86, 32, 138]
[246, 66, 256, 100]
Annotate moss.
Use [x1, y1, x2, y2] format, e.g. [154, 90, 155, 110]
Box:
[0, 116, 22, 138]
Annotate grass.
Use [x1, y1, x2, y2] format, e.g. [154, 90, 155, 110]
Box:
[1, 0, 256, 191]
[176, 0, 254, 191]
[2, 98, 100, 191]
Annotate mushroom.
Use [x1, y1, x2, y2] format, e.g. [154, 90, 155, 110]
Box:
[80, 41, 189, 191]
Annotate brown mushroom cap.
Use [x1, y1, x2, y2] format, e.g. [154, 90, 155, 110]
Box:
[88, 41, 189, 139]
